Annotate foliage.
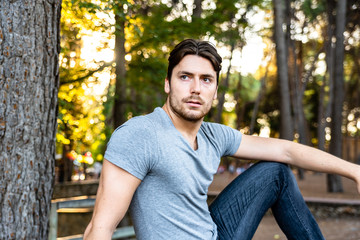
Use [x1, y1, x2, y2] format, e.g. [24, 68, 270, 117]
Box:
[57, 0, 360, 178]
[57, 0, 111, 164]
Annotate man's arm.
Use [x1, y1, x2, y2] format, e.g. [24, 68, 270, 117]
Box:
[234, 134, 360, 193]
[83, 159, 141, 239]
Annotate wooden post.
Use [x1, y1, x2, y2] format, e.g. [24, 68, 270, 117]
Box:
[48, 203, 59, 240]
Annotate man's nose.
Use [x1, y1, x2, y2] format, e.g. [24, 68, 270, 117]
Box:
[190, 78, 201, 94]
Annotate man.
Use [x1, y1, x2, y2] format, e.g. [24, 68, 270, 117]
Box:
[84, 39, 360, 239]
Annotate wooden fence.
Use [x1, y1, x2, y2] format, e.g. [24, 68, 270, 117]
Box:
[49, 196, 135, 240]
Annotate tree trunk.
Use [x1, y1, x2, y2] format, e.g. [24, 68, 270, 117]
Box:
[214, 43, 235, 123]
[285, 0, 307, 179]
[57, 124, 73, 182]
[293, 43, 322, 180]
[273, 0, 293, 140]
[328, 0, 347, 193]
[61, 144, 73, 182]
[317, 75, 327, 152]
[192, 0, 202, 20]
[113, 6, 127, 128]
[235, 73, 243, 130]
[0, 0, 61, 239]
[318, 2, 336, 153]
[249, 66, 268, 135]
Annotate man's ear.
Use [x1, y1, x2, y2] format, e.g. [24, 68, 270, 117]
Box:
[164, 78, 170, 94]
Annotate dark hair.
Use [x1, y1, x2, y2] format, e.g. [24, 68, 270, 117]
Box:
[167, 39, 222, 84]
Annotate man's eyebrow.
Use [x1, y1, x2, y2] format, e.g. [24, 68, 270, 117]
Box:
[177, 71, 215, 78]
[177, 71, 194, 76]
[201, 74, 215, 79]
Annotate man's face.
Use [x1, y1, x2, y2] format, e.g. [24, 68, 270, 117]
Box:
[164, 54, 218, 122]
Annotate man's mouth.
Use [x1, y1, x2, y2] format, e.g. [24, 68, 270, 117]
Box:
[185, 97, 203, 107]
[187, 102, 201, 107]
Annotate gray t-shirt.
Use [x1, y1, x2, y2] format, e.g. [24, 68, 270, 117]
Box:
[104, 107, 242, 239]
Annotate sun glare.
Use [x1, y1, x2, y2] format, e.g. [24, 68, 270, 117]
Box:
[78, 24, 115, 98]
[80, 33, 114, 63]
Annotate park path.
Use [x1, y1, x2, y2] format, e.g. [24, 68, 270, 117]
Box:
[253, 215, 360, 240]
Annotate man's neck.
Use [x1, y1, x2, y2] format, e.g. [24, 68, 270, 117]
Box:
[162, 103, 202, 150]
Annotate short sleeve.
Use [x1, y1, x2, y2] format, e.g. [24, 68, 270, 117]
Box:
[201, 122, 242, 157]
[104, 116, 158, 180]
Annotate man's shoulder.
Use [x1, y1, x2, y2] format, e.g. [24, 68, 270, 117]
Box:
[201, 121, 231, 132]
[114, 108, 163, 134]
[200, 121, 241, 141]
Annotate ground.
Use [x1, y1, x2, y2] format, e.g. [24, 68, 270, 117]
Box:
[209, 170, 360, 239]
[253, 216, 360, 240]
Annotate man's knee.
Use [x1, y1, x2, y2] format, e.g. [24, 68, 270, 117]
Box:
[254, 161, 289, 172]
[253, 161, 293, 183]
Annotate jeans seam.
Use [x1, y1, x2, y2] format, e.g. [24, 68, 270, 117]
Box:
[231, 179, 281, 239]
[281, 168, 314, 239]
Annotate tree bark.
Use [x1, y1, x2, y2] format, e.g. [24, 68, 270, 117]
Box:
[273, 0, 293, 140]
[328, 0, 347, 193]
[0, 0, 61, 239]
[113, 5, 127, 128]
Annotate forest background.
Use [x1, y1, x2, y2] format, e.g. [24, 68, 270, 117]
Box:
[58, 0, 360, 191]
[1, 0, 360, 239]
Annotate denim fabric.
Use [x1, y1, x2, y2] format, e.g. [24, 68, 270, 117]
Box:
[209, 162, 324, 240]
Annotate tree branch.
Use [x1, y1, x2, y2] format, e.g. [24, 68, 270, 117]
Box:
[60, 61, 114, 86]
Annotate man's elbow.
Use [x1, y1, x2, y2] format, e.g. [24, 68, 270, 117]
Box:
[83, 222, 96, 240]
[83, 221, 114, 240]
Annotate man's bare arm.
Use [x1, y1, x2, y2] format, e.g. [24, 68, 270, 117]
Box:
[234, 134, 360, 193]
[83, 159, 141, 239]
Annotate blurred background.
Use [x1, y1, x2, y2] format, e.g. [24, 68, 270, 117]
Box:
[2, 1, 360, 239]
[41, 0, 360, 238]
[56, 0, 360, 193]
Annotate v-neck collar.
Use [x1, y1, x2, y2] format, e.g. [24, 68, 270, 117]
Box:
[156, 107, 202, 152]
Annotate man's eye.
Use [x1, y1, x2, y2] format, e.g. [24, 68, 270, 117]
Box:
[203, 78, 212, 83]
[180, 75, 189, 80]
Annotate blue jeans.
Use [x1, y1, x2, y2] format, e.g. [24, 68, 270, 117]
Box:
[209, 162, 324, 240]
